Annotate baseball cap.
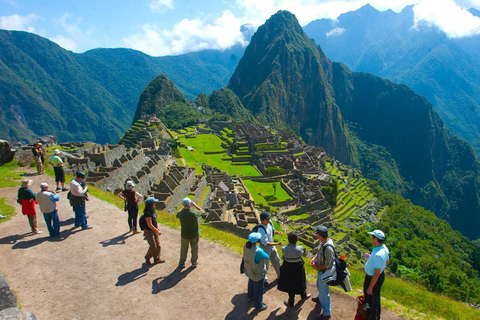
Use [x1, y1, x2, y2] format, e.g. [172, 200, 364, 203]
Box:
[315, 226, 328, 237]
[76, 171, 86, 178]
[248, 232, 261, 243]
[182, 197, 192, 206]
[259, 211, 271, 220]
[368, 230, 385, 240]
[145, 197, 159, 204]
[54, 149, 61, 155]
[40, 182, 49, 190]
[125, 180, 135, 190]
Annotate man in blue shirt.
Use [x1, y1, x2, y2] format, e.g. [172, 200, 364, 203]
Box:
[363, 229, 390, 320]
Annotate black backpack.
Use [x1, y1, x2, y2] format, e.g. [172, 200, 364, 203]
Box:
[322, 243, 348, 289]
[139, 215, 146, 231]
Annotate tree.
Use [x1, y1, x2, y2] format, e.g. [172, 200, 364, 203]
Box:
[265, 166, 285, 177]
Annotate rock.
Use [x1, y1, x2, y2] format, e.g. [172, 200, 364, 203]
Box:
[0, 308, 36, 319]
[0, 140, 14, 166]
[38, 135, 57, 146]
[0, 273, 17, 311]
[13, 147, 34, 166]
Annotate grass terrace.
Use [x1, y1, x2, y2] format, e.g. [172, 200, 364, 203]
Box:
[242, 180, 293, 211]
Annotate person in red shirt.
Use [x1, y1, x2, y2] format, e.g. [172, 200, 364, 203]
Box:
[17, 179, 42, 234]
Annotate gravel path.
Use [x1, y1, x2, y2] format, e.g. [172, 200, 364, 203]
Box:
[0, 173, 406, 320]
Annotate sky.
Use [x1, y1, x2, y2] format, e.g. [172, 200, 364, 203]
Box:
[1, 0, 479, 56]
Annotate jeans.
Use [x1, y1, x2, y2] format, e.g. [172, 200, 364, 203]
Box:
[127, 206, 138, 231]
[248, 278, 265, 309]
[179, 236, 199, 265]
[73, 202, 88, 228]
[364, 272, 385, 320]
[43, 210, 60, 237]
[317, 270, 331, 316]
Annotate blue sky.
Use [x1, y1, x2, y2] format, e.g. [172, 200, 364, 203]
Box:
[1, 0, 479, 56]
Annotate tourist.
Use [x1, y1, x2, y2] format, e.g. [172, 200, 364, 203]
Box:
[278, 232, 311, 307]
[117, 180, 143, 234]
[143, 197, 164, 265]
[363, 230, 390, 320]
[48, 149, 68, 191]
[36, 183, 60, 237]
[69, 171, 92, 230]
[32, 142, 43, 175]
[243, 232, 269, 311]
[310, 226, 334, 320]
[17, 179, 42, 234]
[258, 211, 283, 287]
[176, 198, 204, 268]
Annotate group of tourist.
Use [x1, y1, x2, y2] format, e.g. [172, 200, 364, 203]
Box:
[243, 215, 389, 320]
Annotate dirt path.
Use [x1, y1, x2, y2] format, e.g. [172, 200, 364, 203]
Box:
[0, 173, 406, 320]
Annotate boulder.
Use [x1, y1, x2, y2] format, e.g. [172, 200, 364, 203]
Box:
[0, 308, 36, 319]
[0, 140, 14, 166]
[13, 147, 34, 166]
[0, 273, 17, 311]
[38, 135, 57, 146]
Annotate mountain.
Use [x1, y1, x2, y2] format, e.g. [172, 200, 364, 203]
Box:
[226, 10, 480, 240]
[228, 11, 352, 164]
[303, 4, 480, 154]
[0, 29, 243, 144]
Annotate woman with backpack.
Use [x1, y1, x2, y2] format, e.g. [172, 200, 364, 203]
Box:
[243, 232, 269, 311]
[142, 197, 164, 265]
[278, 232, 311, 307]
[117, 180, 143, 234]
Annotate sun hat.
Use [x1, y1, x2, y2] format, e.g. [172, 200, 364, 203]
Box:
[76, 171, 86, 178]
[145, 197, 159, 204]
[40, 182, 49, 190]
[21, 179, 33, 188]
[314, 226, 328, 237]
[125, 180, 135, 190]
[182, 197, 192, 206]
[248, 232, 261, 243]
[368, 230, 385, 240]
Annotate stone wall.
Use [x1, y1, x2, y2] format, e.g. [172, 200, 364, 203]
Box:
[162, 168, 198, 213]
[205, 221, 250, 239]
[84, 145, 126, 167]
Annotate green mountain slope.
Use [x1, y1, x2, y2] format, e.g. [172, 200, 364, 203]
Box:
[228, 11, 352, 164]
[226, 10, 480, 240]
[0, 30, 242, 143]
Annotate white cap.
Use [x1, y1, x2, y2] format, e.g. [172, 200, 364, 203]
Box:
[40, 183, 49, 190]
[54, 149, 61, 155]
[367, 230, 385, 240]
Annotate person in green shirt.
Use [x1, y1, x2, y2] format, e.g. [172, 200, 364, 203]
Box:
[48, 149, 68, 191]
[176, 198, 204, 269]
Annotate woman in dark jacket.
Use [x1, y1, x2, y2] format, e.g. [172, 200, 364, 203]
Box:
[117, 180, 143, 234]
[278, 232, 310, 307]
[142, 197, 164, 265]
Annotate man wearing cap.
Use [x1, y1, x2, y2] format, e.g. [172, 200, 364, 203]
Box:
[36, 183, 61, 237]
[257, 211, 283, 287]
[176, 198, 205, 268]
[243, 232, 270, 311]
[117, 180, 143, 234]
[310, 226, 334, 320]
[18, 179, 42, 234]
[69, 171, 92, 230]
[48, 149, 68, 191]
[363, 230, 390, 320]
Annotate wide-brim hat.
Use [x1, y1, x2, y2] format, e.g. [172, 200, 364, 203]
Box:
[125, 180, 135, 190]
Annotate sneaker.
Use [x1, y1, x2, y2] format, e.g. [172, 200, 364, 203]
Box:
[55, 187, 61, 191]
[191, 263, 197, 268]
[302, 293, 312, 300]
[257, 304, 267, 311]
[312, 296, 320, 304]
[82, 226, 93, 230]
[145, 259, 151, 265]
[178, 263, 185, 269]
[62, 188, 69, 191]
[34, 230, 43, 234]
[154, 259, 165, 264]
[133, 230, 141, 234]
[264, 281, 270, 288]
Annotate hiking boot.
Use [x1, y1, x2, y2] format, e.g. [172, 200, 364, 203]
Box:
[82, 226, 93, 230]
[55, 187, 61, 191]
[62, 188, 69, 191]
[191, 263, 197, 268]
[178, 263, 185, 269]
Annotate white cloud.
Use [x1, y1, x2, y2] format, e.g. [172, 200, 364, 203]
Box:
[49, 34, 77, 51]
[326, 27, 346, 37]
[0, 13, 39, 33]
[123, 10, 248, 56]
[150, 0, 174, 12]
[413, 0, 480, 37]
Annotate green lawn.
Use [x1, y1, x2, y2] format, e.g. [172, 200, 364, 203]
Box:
[242, 180, 293, 209]
[178, 134, 260, 176]
[0, 160, 26, 187]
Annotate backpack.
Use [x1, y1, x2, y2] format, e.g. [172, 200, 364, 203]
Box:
[251, 223, 266, 233]
[322, 243, 349, 289]
[139, 215, 146, 231]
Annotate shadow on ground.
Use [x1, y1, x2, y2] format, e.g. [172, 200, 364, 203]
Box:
[151, 267, 195, 294]
[99, 232, 133, 247]
[116, 264, 150, 286]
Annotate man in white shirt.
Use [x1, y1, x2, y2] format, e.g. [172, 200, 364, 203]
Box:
[69, 171, 92, 230]
[258, 211, 283, 287]
[363, 229, 390, 320]
[36, 183, 61, 237]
